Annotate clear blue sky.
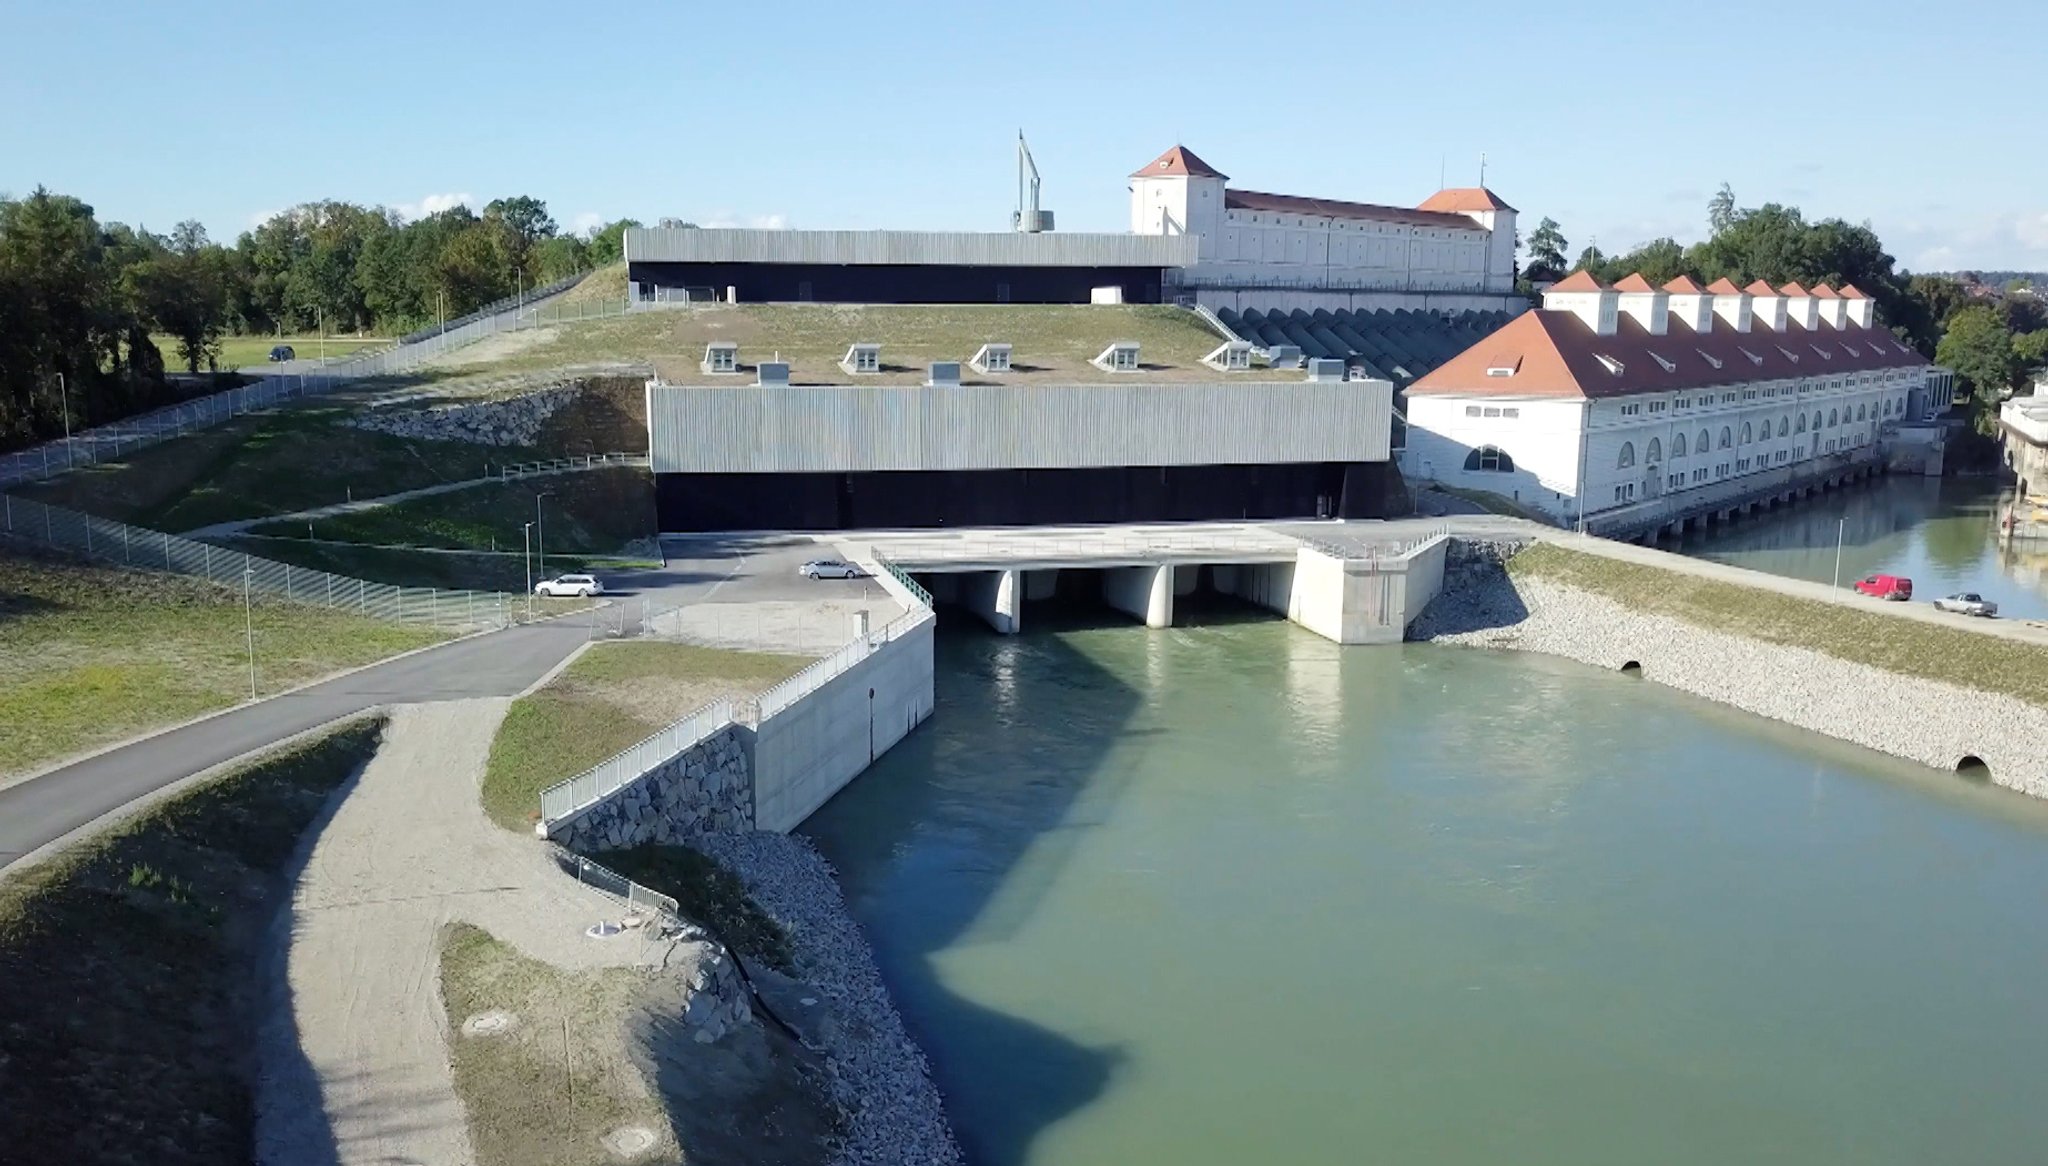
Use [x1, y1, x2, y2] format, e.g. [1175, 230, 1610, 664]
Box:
[4, 0, 2043, 272]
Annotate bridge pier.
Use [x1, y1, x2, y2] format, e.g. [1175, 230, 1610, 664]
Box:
[1102, 564, 1176, 628]
[964, 568, 1023, 634]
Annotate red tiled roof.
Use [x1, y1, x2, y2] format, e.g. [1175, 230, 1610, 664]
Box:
[1744, 279, 1779, 296]
[1663, 275, 1706, 293]
[1811, 284, 1840, 299]
[1611, 273, 1657, 293]
[1548, 270, 1607, 292]
[1839, 284, 1870, 299]
[1408, 309, 1926, 401]
[1223, 189, 1478, 230]
[1417, 186, 1518, 213]
[1704, 277, 1744, 294]
[1132, 146, 1227, 180]
[1779, 281, 1811, 297]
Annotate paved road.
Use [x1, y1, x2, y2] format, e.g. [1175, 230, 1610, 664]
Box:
[0, 620, 592, 871]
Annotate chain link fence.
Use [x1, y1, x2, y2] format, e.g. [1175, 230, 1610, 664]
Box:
[0, 493, 511, 631]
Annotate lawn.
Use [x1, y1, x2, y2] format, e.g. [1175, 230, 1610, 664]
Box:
[216, 534, 651, 594]
[155, 333, 391, 372]
[0, 550, 444, 778]
[480, 641, 808, 831]
[426, 302, 1235, 385]
[245, 466, 657, 554]
[1510, 542, 2048, 708]
[1437, 484, 1558, 525]
[0, 718, 384, 1165]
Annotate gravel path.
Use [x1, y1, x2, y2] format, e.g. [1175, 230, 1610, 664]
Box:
[693, 831, 962, 1166]
[255, 699, 702, 1166]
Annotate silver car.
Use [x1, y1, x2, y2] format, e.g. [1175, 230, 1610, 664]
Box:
[799, 559, 862, 579]
[1933, 592, 1998, 617]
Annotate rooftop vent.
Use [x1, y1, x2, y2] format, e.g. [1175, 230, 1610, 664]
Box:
[1737, 347, 1764, 367]
[1093, 341, 1141, 374]
[1777, 346, 1800, 364]
[840, 343, 881, 376]
[1265, 344, 1303, 370]
[755, 361, 790, 388]
[1203, 340, 1253, 372]
[701, 340, 739, 376]
[1594, 354, 1625, 376]
[926, 361, 962, 388]
[970, 343, 1012, 374]
[1484, 356, 1521, 377]
[1304, 358, 1347, 382]
[1697, 349, 1723, 369]
[1649, 352, 1676, 372]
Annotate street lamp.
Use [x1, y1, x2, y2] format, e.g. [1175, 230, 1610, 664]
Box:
[1832, 516, 1846, 589]
[243, 566, 258, 700]
[523, 521, 535, 618]
[535, 490, 553, 580]
[54, 372, 72, 467]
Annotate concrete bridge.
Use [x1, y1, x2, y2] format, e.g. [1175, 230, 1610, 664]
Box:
[850, 521, 1454, 644]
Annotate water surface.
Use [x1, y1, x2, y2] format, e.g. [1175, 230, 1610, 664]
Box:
[805, 617, 2048, 1165]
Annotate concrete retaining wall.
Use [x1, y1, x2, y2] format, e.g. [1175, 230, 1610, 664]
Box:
[752, 615, 938, 833]
[554, 725, 752, 852]
[1414, 542, 2048, 798]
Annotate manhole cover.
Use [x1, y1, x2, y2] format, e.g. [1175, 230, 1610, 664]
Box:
[586, 920, 626, 939]
[461, 1010, 517, 1037]
[602, 1125, 659, 1159]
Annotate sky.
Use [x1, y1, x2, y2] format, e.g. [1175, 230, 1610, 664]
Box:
[4, 0, 2045, 273]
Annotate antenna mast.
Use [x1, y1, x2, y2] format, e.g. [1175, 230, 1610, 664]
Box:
[1014, 131, 1051, 232]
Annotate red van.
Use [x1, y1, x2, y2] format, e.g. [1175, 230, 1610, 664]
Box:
[1854, 574, 1913, 601]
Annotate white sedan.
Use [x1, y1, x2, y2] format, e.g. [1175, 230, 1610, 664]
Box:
[534, 573, 605, 598]
[799, 559, 863, 580]
[1933, 592, 1998, 617]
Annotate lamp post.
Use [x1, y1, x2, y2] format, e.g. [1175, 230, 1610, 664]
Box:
[523, 521, 535, 618]
[1832, 516, 1846, 589]
[535, 490, 552, 580]
[55, 372, 72, 467]
[243, 566, 257, 700]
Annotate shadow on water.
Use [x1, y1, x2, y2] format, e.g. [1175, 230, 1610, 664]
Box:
[800, 587, 1249, 1165]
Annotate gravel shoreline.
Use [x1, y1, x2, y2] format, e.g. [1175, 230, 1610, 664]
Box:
[693, 831, 962, 1166]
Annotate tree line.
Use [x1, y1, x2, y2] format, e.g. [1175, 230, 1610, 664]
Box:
[1520, 185, 2048, 436]
[0, 186, 638, 452]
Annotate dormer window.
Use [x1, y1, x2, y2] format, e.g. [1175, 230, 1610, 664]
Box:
[1811, 345, 1832, 360]
[1696, 349, 1723, 370]
[1094, 342, 1141, 373]
[1650, 352, 1676, 372]
[1777, 346, 1800, 364]
[1484, 356, 1521, 377]
[1595, 354, 1625, 376]
[840, 343, 882, 375]
[1738, 347, 1764, 366]
[1841, 342, 1861, 356]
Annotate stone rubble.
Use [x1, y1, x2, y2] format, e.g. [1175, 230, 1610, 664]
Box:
[559, 727, 752, 853]
[1412, 540, 2048, 797]
[346, 384, 580, 447]
[693, 831, 963, 1166]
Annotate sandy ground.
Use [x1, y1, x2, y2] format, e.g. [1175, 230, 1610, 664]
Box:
[256, 699, 704, 1166]
[425, 326, 558, 370]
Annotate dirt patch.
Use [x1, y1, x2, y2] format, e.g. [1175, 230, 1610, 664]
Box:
[432, 325, 560, 370]
[536, 378, 650, 455]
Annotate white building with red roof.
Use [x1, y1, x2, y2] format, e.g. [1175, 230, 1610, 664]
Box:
[1128, 146, 1523, 314]
[1403, 272, 1953, 534]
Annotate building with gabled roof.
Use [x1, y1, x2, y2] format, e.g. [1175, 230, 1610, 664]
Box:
[1403, 271, 1953, 534]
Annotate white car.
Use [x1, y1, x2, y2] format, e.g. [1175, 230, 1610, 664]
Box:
[1933, 592, 1998, 617]
[799, 559, 862, 580]
[534, 573, 604, 598]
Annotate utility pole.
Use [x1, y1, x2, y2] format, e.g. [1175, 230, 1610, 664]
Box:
[318, 307, 326, 364]
[55, 372, 72, 467]
[523, 521, 535, 618]
[535, 490, 551, 580]
[1832, 517, 1846, 588]
[243, 566, 258, 699]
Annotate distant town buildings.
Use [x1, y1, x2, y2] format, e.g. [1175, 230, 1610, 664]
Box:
[1406, 273, 1949, 527]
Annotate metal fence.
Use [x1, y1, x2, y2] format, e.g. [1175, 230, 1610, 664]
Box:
[396, 274, 586, 345]
[513, 296, 633, 329]
[0, 273, 590, 490]
[493, 451, 648, 482]
[538, 700, 735, 823]
[0, 493, 511, 630]
[545, 842, 684, 922]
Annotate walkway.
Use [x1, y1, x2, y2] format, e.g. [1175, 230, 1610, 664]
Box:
[255, 699, 692, 1166]
[0, 619, 591, 870]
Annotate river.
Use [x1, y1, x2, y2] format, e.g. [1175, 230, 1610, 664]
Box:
[804, 614, 2048, 1165]
[1676, 475, 2048, 620]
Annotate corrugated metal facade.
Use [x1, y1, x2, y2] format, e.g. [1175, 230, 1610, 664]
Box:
[625, 227, 1197, 268]
[647, 380, 1393, 473]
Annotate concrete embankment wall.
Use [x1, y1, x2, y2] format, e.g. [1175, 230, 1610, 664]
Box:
[1414, 542, 2048, 798]
[554, 725, 752, 852]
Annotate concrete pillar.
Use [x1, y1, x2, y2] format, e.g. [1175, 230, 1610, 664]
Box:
[965, 569, 1022, 635]
[1102, 564, 1174, 629]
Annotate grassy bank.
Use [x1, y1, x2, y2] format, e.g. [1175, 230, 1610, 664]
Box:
[245, 466, 656, 555]
[215, 534, 648, 594]
[0, 550, 443, 778]
[599, 844, 793, 971]
[1510, 542, 2048, 707]
[159, 333, 391, 370]
[480, 642, 809, 830]
[0, 718, 384, 1165]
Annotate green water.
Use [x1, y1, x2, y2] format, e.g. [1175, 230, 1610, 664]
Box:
[804, 617, 2048, 1165]
[1678, 476, 2048, 621]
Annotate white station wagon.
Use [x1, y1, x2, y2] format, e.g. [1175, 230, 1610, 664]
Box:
[534, 573, 604, 598]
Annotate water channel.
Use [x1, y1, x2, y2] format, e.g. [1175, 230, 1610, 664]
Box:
[1677, 475, 2048, 621]
[805, 612, 2048, 1165]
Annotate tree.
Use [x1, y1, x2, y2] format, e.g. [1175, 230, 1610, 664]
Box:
[1935, 305, 2020, 435]
[1708, 183, 1738, 234]
[1606, 237, 1688, 285]
[1524, 217, 1568, 282]
[1574, 244, 1609, 279]
[2015, 328, 2048, 377]
[483, 195, 556, 281]
[584, 217, 642, 267]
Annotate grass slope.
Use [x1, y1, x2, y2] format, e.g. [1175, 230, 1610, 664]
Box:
[246, 466, 656, 554]
[599, 844, 793, 971]
[0, 718, 384, 1166]
[0, 550, 443, 777]
[158, 333, 390, 371]
[214, 535, 646, 594]
[481, 642, 808, 831]
[1511, 542, 2048, 707]
[429, 302, 1232, 385]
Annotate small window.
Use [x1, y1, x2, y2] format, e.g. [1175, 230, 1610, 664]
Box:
[1618, 441, 1637, 469]
[1502, 407, 1520, 418]
[1465, 405, 1483, 417]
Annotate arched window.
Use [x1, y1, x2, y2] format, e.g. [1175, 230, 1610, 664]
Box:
[1829, 408, 1839, 427]
[1673, 432, 1688, 457]
[1647, 437, 1662, 462]
[1856, 404, 1867, 421]
[1741, 422, 1753, 444]
[1697, 429, 1711, 455]
[1618, 441, 1636, 469]
[1796, 414, 1807, 433]
[1719, 426, 1733, 449]
[1779, 417, 1790, 437]
[1811, 411, 1823, 431]
[1463, 445, 1514, 472]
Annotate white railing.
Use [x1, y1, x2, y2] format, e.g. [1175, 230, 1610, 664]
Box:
[538, 699, 735, 824]
[0, 273, 590, 489]
[1294, 523, 1451, 562]
[872, 529, 1305, 567]
[754, 607, 930, 720]
[545, 843, 685, 922]
[494, 451, 649, 481]
[0, 493, 511, 630]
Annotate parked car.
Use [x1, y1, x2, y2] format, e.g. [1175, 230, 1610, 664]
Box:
[1853, 574, 1913, 601]
[1933, 592, 1998, 617]
[534, 573, 604, 597]
[799, 559, 862, 579]
[267, 344, 295, 362]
